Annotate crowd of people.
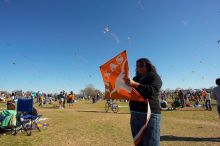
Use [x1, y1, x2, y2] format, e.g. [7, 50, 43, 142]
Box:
[160, 88, 213, 110]
[0, 87, 218, 112]
[0, 90, 77, 109]
[34, 91, 76, 109]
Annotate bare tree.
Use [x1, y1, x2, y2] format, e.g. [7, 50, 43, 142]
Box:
[80, 84, 104, 99]
[83, 84, 97, 97]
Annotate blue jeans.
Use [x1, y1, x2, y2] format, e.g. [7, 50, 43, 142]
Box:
[130, 112, 161, 146]
[205, 100, 212, 111]
[180, 99, 185, 108]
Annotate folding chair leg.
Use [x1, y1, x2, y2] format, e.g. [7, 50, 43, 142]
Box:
[33, 121, 41, 132]
[21, 120, 32, 136]
[29, 119, 33, 136]
[11, 126, 17, 135]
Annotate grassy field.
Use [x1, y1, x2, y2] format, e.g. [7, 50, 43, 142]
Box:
[0, 100, 220, 146]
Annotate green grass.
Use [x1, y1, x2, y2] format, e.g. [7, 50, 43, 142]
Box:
[0, 100, 220, 146]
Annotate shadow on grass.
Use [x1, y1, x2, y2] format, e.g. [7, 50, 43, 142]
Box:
[39, 105, 60, 109]
[161, 135, 220, 142]
[163, 110, 206, 112]
[75, 110, 130, 115]
[177, 110, 208, 112]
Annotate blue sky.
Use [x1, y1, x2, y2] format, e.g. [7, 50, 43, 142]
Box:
[0, 0, 220, 93]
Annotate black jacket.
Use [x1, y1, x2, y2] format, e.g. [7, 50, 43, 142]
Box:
[129, 72, 162, 114]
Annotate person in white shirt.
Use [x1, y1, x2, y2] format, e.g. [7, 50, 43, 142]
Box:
[205, 92, 212, 111]
[160, 99, 168, 109]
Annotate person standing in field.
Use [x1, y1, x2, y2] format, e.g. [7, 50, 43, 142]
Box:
[205, 90, 212, 111]
[59, 91, 65, 109]
[67, 91, 75, 108]
[39, 93, 44, 107]
[125, 58, 162, 146]
[178, 90, 184, 108]
[11, 92, 15, 101]
[36, 91, 40, 104]
[211, 78, 220, 120]
[202, 89, 207, 101]
[63, 92, 67, 108]
[92, 96, 96, 103]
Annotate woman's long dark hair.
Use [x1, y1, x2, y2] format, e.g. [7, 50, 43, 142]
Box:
[136, 58, 157, 77]
[216, 78, 220, 86]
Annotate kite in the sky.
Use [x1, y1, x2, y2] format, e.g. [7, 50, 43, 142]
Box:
[104, 26, 110, 33]
[218, 40, 220, 44]
[103, 25, 120, 44]
[127, 36, 132, 45]
[12, 62, 16, 65]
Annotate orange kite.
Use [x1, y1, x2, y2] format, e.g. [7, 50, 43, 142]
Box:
[100, 50, 144, 101]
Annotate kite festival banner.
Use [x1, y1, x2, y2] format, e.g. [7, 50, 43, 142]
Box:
[100, 50, 144, 101]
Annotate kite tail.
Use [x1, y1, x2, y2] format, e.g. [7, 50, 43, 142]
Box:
[110, 88, 117, 97]
[133, 100, 151, 146]
[109, 32, 120, 44]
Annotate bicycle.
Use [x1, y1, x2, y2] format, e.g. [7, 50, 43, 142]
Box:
[105, 100, 119, 113]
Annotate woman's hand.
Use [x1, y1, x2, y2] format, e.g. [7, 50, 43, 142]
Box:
[125, 77, 140, 88]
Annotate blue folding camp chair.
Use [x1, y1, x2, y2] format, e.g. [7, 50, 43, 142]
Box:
[15, 98, 42, 136]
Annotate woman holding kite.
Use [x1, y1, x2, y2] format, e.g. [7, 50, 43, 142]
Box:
[125, 58, 162, 146]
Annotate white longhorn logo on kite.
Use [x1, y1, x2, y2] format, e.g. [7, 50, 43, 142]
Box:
[110, 59, 132, 97]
